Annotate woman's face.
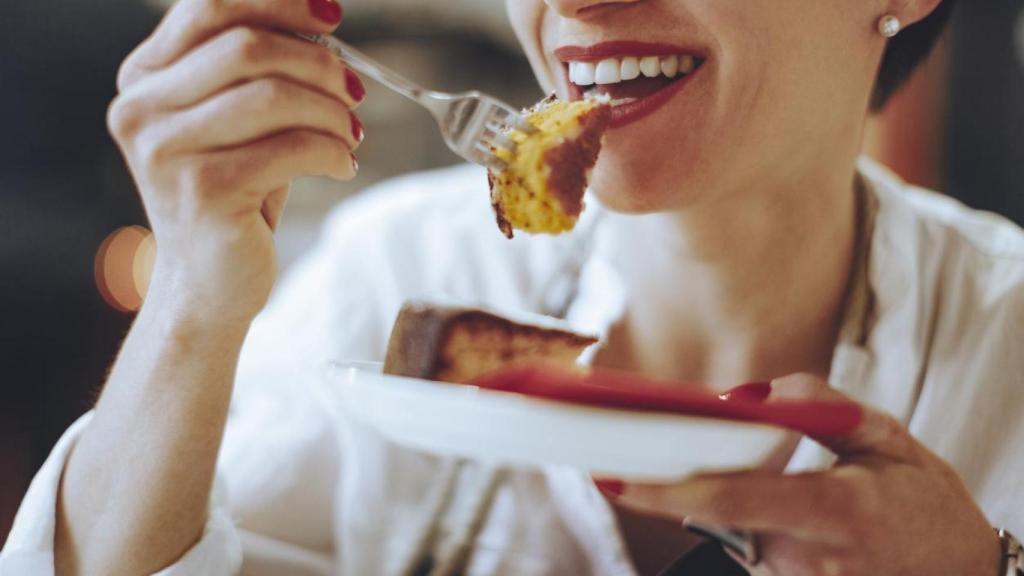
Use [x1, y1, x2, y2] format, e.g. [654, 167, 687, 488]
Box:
[507, 0, 889, 213]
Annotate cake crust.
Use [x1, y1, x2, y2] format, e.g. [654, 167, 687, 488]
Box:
[384, 302, 598, 384]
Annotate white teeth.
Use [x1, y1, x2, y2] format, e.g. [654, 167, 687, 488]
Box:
[679, 54, 695, 74]
[619, 57, 640, 81]
[639, 56, 661, 78]
[571, 61, 596, 86]
[660, 54, 679, 78]
[570, 54, 699, 86]
[595, 58, 621, 84]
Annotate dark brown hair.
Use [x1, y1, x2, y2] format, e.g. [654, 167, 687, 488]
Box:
[871, 0, 958, 111]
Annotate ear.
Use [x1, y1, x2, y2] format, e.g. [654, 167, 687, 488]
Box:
[895, 0, 945, 27]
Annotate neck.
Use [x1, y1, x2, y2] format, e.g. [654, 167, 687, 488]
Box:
[597, 159, 861, 389]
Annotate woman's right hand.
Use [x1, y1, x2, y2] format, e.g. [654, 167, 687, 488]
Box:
[54, 7, 363, 573]
[108, 0, 364, 327]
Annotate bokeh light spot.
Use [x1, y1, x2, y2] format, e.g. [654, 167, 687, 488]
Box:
[95, 226, 155, 313]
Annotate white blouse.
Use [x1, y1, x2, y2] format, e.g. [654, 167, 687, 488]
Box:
[3, 158, 1022, 575]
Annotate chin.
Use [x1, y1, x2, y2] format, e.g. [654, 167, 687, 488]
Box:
[587, 147, 706, 214]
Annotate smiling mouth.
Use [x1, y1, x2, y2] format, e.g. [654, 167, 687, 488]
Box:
[555, 43, 706, 128]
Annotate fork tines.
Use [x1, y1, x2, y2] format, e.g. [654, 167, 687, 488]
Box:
[484, 121, 517, 152]
[476, 106, 536, 172]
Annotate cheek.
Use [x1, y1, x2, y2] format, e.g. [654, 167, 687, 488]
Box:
[505, 0, 535, 38]
[538, 14, 563, 94]
[507, 0, 557, 91]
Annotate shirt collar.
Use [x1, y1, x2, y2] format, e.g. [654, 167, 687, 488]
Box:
[553, 157, 930, 478]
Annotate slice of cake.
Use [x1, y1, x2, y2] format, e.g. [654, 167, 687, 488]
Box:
[383, 301, 598, 384]
[488, 95, 612, 239]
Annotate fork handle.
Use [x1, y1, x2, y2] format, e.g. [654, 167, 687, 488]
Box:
[297, 33, 431, 106]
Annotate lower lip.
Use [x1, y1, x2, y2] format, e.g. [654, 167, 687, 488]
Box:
[569, 65, 704, 129]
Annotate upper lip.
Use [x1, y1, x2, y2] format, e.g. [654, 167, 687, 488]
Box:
[553, 41, 705, 63]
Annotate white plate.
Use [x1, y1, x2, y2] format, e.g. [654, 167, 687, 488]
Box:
[319, 362, 789, 481]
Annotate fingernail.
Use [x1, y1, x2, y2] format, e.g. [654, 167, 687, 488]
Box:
[308, 0, 342, 24]
[351, 154, 359, 172]
[345, 68, 366, 103]
[719, 382, 772, 403]
[593, 479, 625, 497]
[350, 112, 364, 142]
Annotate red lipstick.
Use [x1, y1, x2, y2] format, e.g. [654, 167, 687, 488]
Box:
[554, 41, 703, 62]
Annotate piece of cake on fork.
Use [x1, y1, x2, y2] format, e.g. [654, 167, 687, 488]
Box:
[487, 95, 612, 239]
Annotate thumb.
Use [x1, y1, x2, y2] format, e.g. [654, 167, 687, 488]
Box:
[769, 373, 921, 463]
[260, 187, 289, 232]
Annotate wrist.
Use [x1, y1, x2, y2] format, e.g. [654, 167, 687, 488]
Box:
[101, 292, 251, 415]
[142, 260, 266, 336]
[137, 297, 253, 347]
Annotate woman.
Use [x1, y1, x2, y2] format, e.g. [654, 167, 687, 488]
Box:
[2, 0, 1022, 574]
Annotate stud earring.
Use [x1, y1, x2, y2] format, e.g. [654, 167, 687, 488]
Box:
[878, 15, 902, 38]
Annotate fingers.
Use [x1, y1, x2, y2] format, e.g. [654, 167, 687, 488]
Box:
[147, 76, 363, 153]
[609, 471, 859, 545]
[136, 128, 351, 228]
[187, 129, 356, 200]
[126, 27, 365, 113]
[769, 373, 921, 464]
[120, 0, 343, 90]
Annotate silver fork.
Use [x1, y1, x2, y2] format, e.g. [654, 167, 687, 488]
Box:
[298, 34, 535, 171]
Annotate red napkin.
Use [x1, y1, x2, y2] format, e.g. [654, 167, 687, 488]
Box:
[471, 365, 862, 438]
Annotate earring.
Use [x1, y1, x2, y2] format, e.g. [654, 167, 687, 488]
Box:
[878, 15, 902, 38]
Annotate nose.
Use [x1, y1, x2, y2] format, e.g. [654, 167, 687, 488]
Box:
[543, 0, 641, 19]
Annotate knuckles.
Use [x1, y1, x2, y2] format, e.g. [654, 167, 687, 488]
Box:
[107, 95, 144, 143]
[245, 77, 295, 113]
[115, 59, 139, 93]
[696, 483, 743, 522]
[224, 27, 268, 68]
[177, 158, 231, 200]
[311, 44, 339, 78]
[133, 130, 177, 178]
[194, 0, 231, 25]
[278, 130, 320, 157]
[815, 475, 859, 517]
[874, 413, 907, 443]
[107, 92, 172, 168]
[839, 482, 883, 544]
[221, 28, 338, 90]
[282, 130, 354, 181]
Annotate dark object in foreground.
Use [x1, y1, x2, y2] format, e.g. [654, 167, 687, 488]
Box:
[657, 541, 748, 576]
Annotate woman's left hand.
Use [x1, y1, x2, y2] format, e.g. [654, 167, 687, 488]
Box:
[605, 374, 1002, 576]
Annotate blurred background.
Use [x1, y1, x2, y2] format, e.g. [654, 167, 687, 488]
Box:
[1, 0, 1022, 546]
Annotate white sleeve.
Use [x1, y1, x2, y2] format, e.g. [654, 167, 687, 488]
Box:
[0, 413, 243, 576]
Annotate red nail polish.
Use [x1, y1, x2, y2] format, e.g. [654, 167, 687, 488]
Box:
[719, 382, 772, 403]
[350, 112, 364, 142]
[594, 479, 625, 497]
[308, 0, 342, 24]
[345, 68, 366, 103]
